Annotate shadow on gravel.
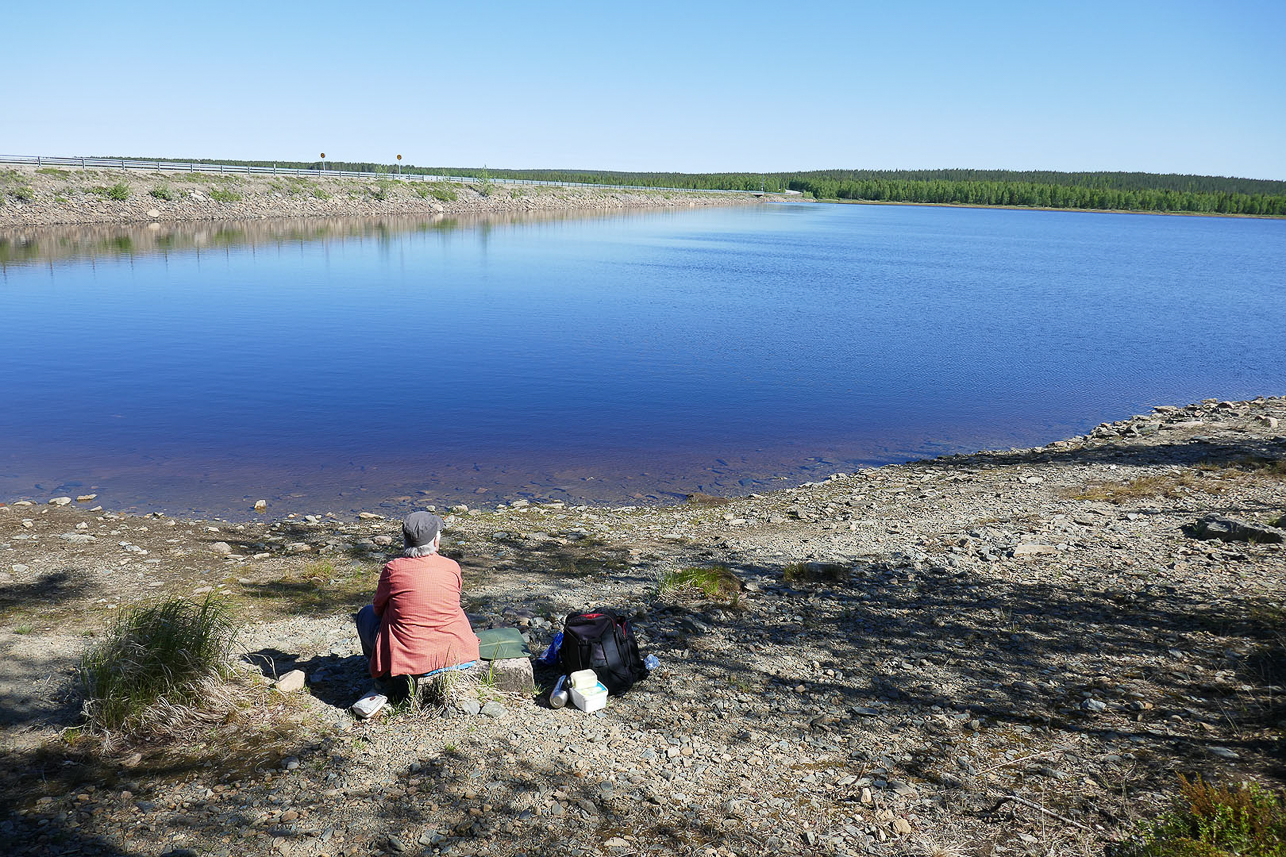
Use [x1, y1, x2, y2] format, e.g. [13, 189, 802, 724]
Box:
[0, 645, 79, 729]
[651, 554, 1285, 813]
[940, 434, 1286, 518]
[336, 737, 762, 856]
[946, 433, 1286, 472]
[0, 567, 95, 621]
[0, 817, 143, 857]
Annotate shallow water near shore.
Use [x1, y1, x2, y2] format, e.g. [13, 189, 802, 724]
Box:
[2, 204, 1283, 518]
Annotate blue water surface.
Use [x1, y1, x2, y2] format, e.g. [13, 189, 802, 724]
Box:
[1, 204, 1283, 517]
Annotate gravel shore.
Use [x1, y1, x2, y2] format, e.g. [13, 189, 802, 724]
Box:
[0, 165, 771, 228]
[2, 396, 1283, 857]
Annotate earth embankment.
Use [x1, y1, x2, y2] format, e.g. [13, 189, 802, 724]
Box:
[0, 164, 775, 227]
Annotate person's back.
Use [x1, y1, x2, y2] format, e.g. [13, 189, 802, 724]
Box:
[369, 551, 479, 677]
[352, 511, 479, 717]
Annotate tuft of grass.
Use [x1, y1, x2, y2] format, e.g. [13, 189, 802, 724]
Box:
[659, 565, 741, 600]
[14, 623, 35, 635]
[1072, 460, 1285, 505]
[149, 185, 175, 201]
[78, 597, 239, 734]
[89, 182, 131, 201]
[309, 186, 330, 200]
[413, 182, 456, 202]
[783, 561, 848, 584]
[9, 186, 34, 202]
[1226, 455, 1286, 481]
[368, 181, 394, 201]
[238, 558, 377, 617]
[1115, 775, 1286, 857]
[207, 187, 242, 203]
[35, 167, 68, 176]
[1069, 472, 1206, 503]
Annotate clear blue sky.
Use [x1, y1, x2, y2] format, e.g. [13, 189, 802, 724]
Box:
[6, 1, 1284, 179]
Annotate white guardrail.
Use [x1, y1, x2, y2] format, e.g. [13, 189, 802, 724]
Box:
[0, 154, 759, 195]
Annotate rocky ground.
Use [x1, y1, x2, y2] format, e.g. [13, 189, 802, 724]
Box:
[1, 397, 1284, 857]
[0, 165, 770, 229]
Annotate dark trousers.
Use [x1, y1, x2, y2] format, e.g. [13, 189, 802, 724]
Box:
[355, 604, 380, 663]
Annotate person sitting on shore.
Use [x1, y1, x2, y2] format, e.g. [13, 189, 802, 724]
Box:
[352, 511, 479, 716]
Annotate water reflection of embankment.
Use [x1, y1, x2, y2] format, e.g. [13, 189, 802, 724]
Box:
[0, 209, 648, 268]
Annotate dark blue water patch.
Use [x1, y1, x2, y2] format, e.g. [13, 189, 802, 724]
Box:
[1, 207, 1283, 519]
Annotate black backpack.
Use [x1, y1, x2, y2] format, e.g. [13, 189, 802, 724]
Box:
[558, 610, 649, 695]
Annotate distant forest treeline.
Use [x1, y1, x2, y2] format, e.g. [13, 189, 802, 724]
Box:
[121, 156, 1286, 216]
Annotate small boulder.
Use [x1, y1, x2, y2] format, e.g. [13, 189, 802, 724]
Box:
[48, 496, 73, 506]
[476, 657, 534, 693]
[1013, 543, 1057, 557]
[1190, 515, 1284, 544]
[274, 670, 306, 693]
[254, 500, 267, 512]
[211, 541, 233, 555]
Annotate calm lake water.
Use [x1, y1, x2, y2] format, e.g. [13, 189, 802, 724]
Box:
[2, 204, 1283, 518]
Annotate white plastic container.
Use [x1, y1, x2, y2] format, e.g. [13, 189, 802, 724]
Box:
[568, 669, 599, 690]
[570, 680, 608, 712]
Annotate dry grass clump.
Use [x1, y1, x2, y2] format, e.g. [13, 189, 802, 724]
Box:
[417, 665, 525, 713]
[1113, 775, 1286, 857]
[1068, 472, 1206, 503]
[1070, 458, 1286, 505]
[78, 597, 239, 737]
[658, 565, 742, 600]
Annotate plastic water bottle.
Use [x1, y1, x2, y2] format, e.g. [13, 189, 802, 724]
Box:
[644, 654, 660, 671]
[549, 674, 569, 709]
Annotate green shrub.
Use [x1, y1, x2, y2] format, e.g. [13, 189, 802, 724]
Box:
[783, 561, 848, 584]
[659, 565, 742, 600]
[78, 597, 239, 733]
[413, 182, 457, 202]
[89, 182, 131, 201]
[208, 187, 241, 203]
[149, 185, 175, 201]
[1114, 775, 1286, 857]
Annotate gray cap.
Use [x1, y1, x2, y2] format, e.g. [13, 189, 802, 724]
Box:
[402, 511, 444, 548]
